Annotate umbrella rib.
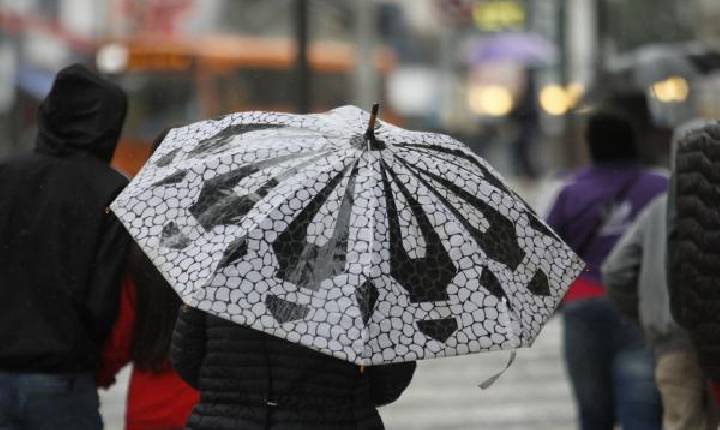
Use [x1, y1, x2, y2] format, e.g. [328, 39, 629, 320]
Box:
[392, 144, 558, 239]
[390, 154, 525, 271]
[393, 143, 510, 195]
[188, 150, 337, 231]
[272, 162, 357, 290]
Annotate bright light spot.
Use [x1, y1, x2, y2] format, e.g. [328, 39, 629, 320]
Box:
[651, 76, 689, 103]
[468, 85, 514, 116]
[97, 44, 128, 74]
[540, 85, 569, 115]
[566, 83, 584, 104]
[539, 83, 584, 115]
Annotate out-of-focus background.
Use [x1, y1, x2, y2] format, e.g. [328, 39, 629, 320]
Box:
[2, 0, 720, 177]
[2, 0, 720, 428]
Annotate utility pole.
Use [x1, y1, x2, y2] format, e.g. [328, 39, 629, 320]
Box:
[594, 0, 610, 89]
[295, 0, 311, 114]
[557, 0, 576, 169]
[354, 0, 378, 110]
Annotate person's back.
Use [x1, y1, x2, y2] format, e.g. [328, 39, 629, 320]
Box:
[547, 112, 667, 297]
[551, 165, 666, 284]
[171, 306, 415, 430]
[603, 195, 716, 429]
[0, 64, 130, 430]
[546, 110, 666, 430]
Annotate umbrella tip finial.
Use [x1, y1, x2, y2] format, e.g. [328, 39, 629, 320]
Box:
[365, 103, 380, 144]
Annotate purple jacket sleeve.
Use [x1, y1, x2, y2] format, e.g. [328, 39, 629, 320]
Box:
[545, 188, 567, 240]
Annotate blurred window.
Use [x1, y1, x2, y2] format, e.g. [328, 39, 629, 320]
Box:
[118, 71, 198, 141]
[212, 68, 350, 114]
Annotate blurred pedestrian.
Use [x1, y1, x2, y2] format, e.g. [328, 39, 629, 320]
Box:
[603, 194, 716, 429]
[668, 122, 720, 412]
[546, 110, 667, 429]
[509, 69, 540, 178]
[171, 305, 416, 430]
[0, 63, 130, 429]
[603, 119, 718, 430]
[97, 129, 199, 430]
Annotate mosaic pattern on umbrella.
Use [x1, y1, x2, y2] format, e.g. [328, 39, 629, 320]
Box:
[110, 106, 583, 365]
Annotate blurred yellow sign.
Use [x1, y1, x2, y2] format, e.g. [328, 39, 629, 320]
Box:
[473, 1, 525, 31]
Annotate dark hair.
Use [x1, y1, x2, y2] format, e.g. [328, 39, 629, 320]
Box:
[151, 127, 172, 153]
[129, 127, 180, 371]
[586, 111, 638, 163]
[128, 243, 182, 372]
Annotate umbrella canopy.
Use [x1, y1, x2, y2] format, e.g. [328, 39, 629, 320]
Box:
[111, 105, 583, 366]
[469, 32, 557, 66]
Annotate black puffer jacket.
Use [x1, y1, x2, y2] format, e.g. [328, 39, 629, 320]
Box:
[171, 306, 416, 430]
[669, 122, 720, 379]
[0, 64, 130, 372]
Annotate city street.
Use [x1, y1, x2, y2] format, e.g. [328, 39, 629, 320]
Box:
[100, 317, 577, 430]
[4, 1, 717, 429]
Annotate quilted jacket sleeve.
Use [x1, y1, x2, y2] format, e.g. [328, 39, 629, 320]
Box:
[171, 305, 207, 389]
[365, 361, 416, 407]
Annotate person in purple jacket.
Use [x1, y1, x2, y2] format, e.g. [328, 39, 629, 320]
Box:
[547, 110, 667, 430]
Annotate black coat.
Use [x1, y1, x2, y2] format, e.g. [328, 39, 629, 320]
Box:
[171, 306, 416, 430]
[0, 64, 130, 373]
[669, 122, 720, 379]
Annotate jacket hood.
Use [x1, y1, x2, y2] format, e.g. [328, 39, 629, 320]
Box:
[35, 63, 128, 163]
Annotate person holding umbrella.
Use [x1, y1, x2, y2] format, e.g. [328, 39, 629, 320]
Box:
[171, 304, 416, 429]
[170, 109, 417, 430]
[112, 105, 582, 429]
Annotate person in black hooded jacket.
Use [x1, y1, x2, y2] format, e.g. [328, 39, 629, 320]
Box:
[171, 306, 416, 430]
[0, 64, 130, 430]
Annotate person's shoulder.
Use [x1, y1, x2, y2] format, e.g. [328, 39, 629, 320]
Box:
[552, 167, 592, 195]
[69, 155, 129, 187]
[0, 152, 58, 183]
[637, 168, 670, 192]
[639, 167, 669, 181]
[0, 151, 43, 167]
[639, 192, 668, 219]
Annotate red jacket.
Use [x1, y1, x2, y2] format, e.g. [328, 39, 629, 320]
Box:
[97, 276, 199, 430]
[710, 381, 720, 407]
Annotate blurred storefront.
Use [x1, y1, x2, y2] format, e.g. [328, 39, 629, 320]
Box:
[2, 0, 720, 175]
[0, 0, 398, 174]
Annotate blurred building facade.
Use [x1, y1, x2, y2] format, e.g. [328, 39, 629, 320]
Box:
[1, 0, 720, 174]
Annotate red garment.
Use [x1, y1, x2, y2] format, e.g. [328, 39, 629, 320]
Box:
[709, 381, 720, 407]
[97, 276, 199, 430]
[562, 275, 606, 303]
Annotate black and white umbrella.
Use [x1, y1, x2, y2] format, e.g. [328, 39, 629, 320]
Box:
[111, 105, 583, 366]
